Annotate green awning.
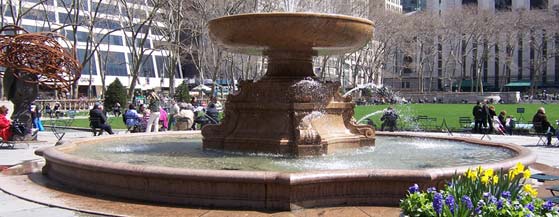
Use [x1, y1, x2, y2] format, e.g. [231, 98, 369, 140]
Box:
[504, 81, 531, 87]
[453, 80, 490, 88]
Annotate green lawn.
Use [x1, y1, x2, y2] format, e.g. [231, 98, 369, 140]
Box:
[354, 103, 559, 131]
[42, 103, 559, 131]
[43, 117, 127, 129]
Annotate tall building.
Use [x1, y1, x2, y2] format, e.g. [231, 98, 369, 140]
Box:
[379, 0, 559, 93]
[2, 1, 194, 98]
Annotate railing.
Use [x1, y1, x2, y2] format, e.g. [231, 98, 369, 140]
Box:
[35, 99, 101, 111]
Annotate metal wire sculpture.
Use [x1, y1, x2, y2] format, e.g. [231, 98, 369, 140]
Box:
[0, 25, 82, 92]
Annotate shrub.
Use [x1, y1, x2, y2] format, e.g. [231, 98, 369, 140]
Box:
[174, 80, 190, 102]
[400, 163, 559, 217]
[104, 78, 128, 110]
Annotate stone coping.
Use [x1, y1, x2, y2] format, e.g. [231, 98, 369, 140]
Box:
[35, 131, 536, 210]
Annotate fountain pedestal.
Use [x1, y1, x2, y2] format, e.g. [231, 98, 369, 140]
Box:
[202, 77, 375, 156]
[203, 13, 375, 156]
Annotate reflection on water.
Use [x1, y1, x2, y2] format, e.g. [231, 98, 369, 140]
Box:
[70, 136, 515, 172]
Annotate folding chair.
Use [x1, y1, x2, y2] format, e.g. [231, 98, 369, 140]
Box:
[458, 117, 473, 135]
[0, 138, 15, 149]
[532, 122, 547, 146]
[530, 173, 559, 182]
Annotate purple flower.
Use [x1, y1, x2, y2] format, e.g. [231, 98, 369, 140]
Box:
[475, 200, 485, 214]
[525, 214, 532, 217]
[408, 184, 419, 194]
[462, 195, 474, 210]
[501, 191, 511, 199]
[433, 192, 443, 215]
[446, 195, 456, 214]
[525, 203, 535, 212]
[489, 196, 498, 204]
[497, 199, 504, 210]
[483, 192, 491, 198]
[427, 187, 437, 193]
[543, 200, 554, 211]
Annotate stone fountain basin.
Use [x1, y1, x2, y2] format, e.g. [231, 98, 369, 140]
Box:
[208, 12, 374, 56]
[36, 131, 535, 210]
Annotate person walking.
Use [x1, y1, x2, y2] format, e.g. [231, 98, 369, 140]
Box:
[532, 107, 555, 146]
[472, 101, 484, 133]
[145, 90, 161, 133]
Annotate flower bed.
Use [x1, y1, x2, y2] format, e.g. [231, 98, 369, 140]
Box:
[401, 163, 558, 216]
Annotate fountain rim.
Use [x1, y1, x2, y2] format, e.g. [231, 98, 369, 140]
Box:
[208, 12, 375, 27]
[36, 131, 536, 184]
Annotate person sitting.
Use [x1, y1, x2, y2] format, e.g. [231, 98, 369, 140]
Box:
[206, 103, 220, 125]
[175, 103, 195, 131]
[123, 104, 141, 132]
[89, 104, 114, 135]
[0, 106, 13, 141]
[532, 107, 555, 146]
[380, 106, 399, 132]
[505, 115, 516, 135]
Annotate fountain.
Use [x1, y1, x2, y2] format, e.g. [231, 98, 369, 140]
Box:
[35, 13, 535, 211]
[202, 13, 375, 156]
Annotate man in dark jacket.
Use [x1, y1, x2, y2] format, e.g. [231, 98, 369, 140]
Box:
[380, 106, 398, 132]
[89, 104, 114, 135]
[533, 107, 555, 145]
[472, 101, 484, 133]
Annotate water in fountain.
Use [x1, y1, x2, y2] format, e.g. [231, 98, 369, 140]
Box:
[71, 135, 515, 172]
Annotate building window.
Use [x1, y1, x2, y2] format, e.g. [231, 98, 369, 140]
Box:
[462, 0, 478, 6]
[100, 51, 127, 76]
[530, 0, 547, 9]
[401, 81, 411, 89]
[22, 8, 56, 21]
[495, 0, 512, 11]
[96, 34, 123, 46]
[77, 49, 97, 75]
[128, 54, 156, 77]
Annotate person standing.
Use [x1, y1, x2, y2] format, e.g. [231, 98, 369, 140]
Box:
[472, 101, 484, 133]
[145, 90, 161, 133]
[532, 107, 555, 146]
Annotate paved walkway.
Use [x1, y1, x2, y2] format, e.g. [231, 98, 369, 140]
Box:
[0, 130, 558, 217]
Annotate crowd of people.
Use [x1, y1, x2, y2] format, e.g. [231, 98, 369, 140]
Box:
[115, 90, 221, 134]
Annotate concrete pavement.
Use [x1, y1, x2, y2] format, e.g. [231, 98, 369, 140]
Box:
[0, 130, 558, 217]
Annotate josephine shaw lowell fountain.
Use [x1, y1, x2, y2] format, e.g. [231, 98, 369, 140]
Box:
[36, 13, 535, 211]
[202, 13, 375, 156]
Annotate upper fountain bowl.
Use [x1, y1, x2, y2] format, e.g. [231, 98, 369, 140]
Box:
[208, 13, 374, 56]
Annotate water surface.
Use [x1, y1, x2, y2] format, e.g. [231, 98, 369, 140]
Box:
[69, 136, 515, 172]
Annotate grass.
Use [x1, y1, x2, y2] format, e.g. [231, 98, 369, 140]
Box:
[41, 103, 559, 131]
[43, 117, 127, 129]
[354, 103, 559, 131]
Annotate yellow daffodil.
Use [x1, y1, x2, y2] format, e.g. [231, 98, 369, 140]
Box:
[481, 175, 490, 184]
[523, 169, 531, 180]
[523, 184, 538, 197]
[476, 166, 483, 176]
[466, 169, 477, 181]
[515, 162, 525, 173]
[509, 169, 518, 179]
[484, 168, 494, 178]
[493, 175, 499, 184]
